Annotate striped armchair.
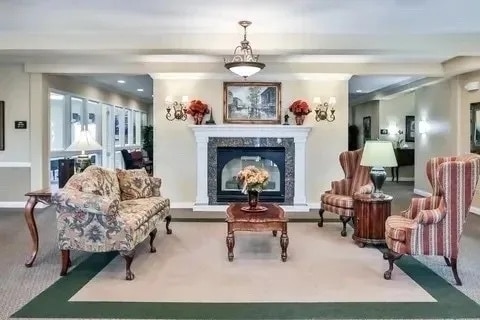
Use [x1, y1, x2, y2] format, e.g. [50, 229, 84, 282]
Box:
[318, 149, 373, 236]
[384, 154, 480, 285]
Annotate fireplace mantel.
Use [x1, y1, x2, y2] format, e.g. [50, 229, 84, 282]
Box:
[189, 124, 313, 212]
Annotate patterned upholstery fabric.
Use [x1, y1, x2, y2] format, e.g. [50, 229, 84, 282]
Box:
[320, 149, 373, 217]
[116, 168, 154, 201]
[53, 166, 170, 253]
[385, 154, 480, 258]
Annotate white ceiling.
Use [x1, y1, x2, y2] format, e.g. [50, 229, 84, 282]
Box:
[1, 0, 480, 93]
[67, 74, 153, 102]
[1, 0, 480, 34]
[348, 75, 423, 94]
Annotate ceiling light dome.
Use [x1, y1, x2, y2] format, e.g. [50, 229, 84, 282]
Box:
[224, 21, 265, 79]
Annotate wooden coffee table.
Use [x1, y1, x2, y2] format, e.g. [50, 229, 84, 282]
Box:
[225, 203, 289, 262]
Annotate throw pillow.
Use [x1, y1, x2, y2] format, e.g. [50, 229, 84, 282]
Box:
[116, 168, 153, 201]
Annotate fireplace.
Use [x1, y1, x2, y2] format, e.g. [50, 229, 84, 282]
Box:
[189, 124, 312, 211]
[216, 146, 286, 203]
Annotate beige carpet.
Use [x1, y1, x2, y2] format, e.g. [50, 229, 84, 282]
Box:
[70, 222, 435, 303]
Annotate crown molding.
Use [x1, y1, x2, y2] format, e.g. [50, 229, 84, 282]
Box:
[149, 72, 352, 81]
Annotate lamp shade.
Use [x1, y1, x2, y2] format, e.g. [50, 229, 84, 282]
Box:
[360, 140, 398, 167]
[66, 129, 102, 152]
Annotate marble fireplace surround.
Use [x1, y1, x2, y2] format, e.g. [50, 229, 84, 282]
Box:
[190, 125, 312, 212]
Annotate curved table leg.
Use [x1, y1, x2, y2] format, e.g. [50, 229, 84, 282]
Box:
[24, 196, 39, 267]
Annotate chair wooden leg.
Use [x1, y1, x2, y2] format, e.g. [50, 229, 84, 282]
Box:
[444, 256, 451, 266]
[451, 258, 462, 286]
[149, 228, 157, 253]
[165, 215, 172, 234]
[318, 209, 324, 227]
[339, 216, 351, 237]
[60, 249, 71, 276]
[120, 250, 135, 281]
[383, 249, 403, 280]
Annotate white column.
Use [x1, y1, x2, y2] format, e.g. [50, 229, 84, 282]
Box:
[29, 73, 50, 190]
[195, 135, 209, 205]
[293, 136, 308, 206]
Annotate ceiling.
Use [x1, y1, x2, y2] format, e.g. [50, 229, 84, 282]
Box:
[67, 74, 153, 102]
[348, 75, 423, 94]
[1, 0, 480, 90]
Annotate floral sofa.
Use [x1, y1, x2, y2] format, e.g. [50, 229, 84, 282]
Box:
[52, 165, 171, 280]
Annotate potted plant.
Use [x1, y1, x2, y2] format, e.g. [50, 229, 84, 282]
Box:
[289, 100, 312, 125]
[236, 165, 269, 210]
[142, 125, 154, 160]
[186, 100, 210, 125]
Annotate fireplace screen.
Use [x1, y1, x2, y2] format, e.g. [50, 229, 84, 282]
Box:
[221, 156, 281, 192]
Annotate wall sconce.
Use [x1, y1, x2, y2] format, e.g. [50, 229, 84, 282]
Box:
[165, 95, 188, 121]
[313, 96, 336, 122]
[418, 120, 429, 134]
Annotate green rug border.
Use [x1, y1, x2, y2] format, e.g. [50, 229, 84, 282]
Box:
[12, 221, 480, 319]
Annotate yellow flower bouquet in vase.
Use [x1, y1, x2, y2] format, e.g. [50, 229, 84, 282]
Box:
[236, 165, 270, 212]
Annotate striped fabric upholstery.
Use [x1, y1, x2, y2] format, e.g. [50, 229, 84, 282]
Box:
[320, 149, 373, 217]
[385, 154, 480, 258]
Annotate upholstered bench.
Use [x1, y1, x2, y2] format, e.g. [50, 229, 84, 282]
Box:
[52, 165, 171, 280]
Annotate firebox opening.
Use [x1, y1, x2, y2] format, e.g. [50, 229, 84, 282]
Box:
[216, 146, 286, 203]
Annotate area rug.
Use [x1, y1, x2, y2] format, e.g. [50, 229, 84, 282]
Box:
[12, 222, 480, 319]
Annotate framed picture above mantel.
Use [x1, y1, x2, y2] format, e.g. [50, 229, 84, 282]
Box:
[223, 82, 281, 124]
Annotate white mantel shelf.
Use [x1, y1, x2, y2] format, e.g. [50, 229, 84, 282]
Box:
[189, 124, 312, 138]
[190, 124, 313, 212]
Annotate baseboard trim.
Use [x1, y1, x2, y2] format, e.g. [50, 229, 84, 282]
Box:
[0, 202, 48, 209]
[387, 177, 415, 182]
[414, 188, 480, 216]
[0, 162, 31, 168]
[174, 202, 320, 212]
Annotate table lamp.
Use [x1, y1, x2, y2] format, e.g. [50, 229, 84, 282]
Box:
[66, 129, 102, 172]
[360, 140, 398, 198]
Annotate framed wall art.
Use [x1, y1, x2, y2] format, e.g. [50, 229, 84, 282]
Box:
[223, 82, 281, 124]
[363, 116, 371, 142]
[0, 101, 4, 151]
[405, 115, 415, 142]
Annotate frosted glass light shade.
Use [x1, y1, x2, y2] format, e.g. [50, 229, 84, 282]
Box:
[225, 61, 265, 78]
[360, 140, 398, 167]
[66, 129, 102, 152]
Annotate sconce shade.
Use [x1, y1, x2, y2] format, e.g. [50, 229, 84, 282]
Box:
[418, 120, 429, 134]
[66, 129, 102, 152]
[360, 140, 398, 167]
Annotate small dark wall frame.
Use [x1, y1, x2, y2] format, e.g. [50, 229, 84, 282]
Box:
[405, 115, 415, 142]
[0, 101, 5, 151]
[363, 116, 371, 142]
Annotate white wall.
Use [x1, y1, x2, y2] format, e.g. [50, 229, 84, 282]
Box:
[378, 93, 415, 148]
[153, 78, 349, 205]
[0, 65, 31, 163]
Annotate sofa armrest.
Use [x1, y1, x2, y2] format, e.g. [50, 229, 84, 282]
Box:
[402, 196, 441, 220]
[52, 189, 119, 215]
[331, 179, 351, 195]
[415, 207, 446, 224]
[150, 177, 162, 197]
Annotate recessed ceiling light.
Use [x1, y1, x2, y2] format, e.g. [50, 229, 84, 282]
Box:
[137, 88, 144, 92]
[356, 89, 363, 93]
[117, 80, 126, 84]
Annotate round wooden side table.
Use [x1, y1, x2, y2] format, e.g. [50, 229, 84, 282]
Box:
[352, 193, 393, 247]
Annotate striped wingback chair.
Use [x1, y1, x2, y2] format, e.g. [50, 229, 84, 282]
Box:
[383, 154, 480, 285]
[318, 149, 373, 237]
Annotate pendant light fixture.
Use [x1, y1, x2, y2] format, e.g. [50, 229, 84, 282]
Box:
[224, 20, 265, 78]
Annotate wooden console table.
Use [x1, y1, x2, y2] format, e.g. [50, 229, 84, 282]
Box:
[24, 188, 53, 267]
[352, 193, 392, 247]
[391, 148, 414, 182]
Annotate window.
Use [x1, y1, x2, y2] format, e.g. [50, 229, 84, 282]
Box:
[114, 107, 122, 146]
[124, 109, 131, 145]
[134, 111, 142, 145]
[71, 97, 83, 144]
[50, 92, 66, 151]
[87, 100, 101, 143]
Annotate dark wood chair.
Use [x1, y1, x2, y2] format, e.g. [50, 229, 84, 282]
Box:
[121, 149, 153, 175]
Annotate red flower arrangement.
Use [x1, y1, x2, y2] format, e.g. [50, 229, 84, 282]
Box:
[289, 100, 311, 125]
[289, 100, 312, 116]
[186, 100, 210, 125]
